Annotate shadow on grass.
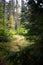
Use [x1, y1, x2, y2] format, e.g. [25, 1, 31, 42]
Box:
[0, 42, 43, 65]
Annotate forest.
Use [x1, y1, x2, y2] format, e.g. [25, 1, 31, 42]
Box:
[0, 0, 43, 65]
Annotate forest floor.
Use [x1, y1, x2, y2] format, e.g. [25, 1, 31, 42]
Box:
[0, 35, 40, 65]
[0, 35, 34, 52]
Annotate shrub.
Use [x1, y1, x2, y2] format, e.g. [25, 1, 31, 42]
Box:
[17, 27, 28, 35]
[10, 29, 17, 35]
[0, 28, 12, 42]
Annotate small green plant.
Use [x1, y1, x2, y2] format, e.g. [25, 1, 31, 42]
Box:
[17, 26, 28, 35]
[10, 29, 17, 35]
[0, 28, 12, 42]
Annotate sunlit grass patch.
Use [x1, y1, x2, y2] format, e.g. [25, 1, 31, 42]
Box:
[10, 29, 17, 35]
[0, 35, 34, 52]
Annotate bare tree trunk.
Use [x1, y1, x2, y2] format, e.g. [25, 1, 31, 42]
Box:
[15, 0, 19, 30]
[9, 0, 14, 29]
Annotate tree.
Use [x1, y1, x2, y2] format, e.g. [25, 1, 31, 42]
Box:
[21, 0, 28, 29]
[21, 0, 43, 64]
[0, 0, 12, 42]
[21, 0, 26, 23]
[15, 0, 19, 30]
[0, 0, 5, 27]
[26, 0, 43, 63]
[26, 0, 43, 43]
[8, 0, 15, 29]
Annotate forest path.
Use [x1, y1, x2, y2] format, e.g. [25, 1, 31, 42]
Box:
[0, 35, 34, 52]
[0, 35, 34, 65]
[8, 35, 34, 52]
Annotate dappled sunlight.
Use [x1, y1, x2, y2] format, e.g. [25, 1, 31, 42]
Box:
[0, 35, 34, 52]
[8, 35, 34, 52]
[0, 41, 41, 65]
[0, 0, 43, 65]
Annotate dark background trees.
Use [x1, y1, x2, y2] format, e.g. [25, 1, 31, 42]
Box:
[21, 0, 43, 64]
[21, 0, 43, 43]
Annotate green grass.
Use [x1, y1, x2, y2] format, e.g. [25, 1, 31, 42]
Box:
[0, 40, 41, 65]
[0, 35, 41, 65]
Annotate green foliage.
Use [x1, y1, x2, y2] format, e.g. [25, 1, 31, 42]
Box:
[0, 28, 12, 42]
[10, 29, 17, 35]
[17, 25, 28, 35]
[0, 1, 43, 65]
[27, 1, 43, 42]
[21, 0, 43, 43]
[0, 43, 42, 65]
[0, 2, 12, 42]
[20, 1, 43, 64]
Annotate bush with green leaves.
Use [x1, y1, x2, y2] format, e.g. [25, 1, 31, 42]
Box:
[10, 29, 17, 35]
[17, 25, 28, 35]
[0, 28, 12, 42]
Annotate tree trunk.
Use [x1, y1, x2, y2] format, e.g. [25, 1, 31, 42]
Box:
[15, 0, 19, 30]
